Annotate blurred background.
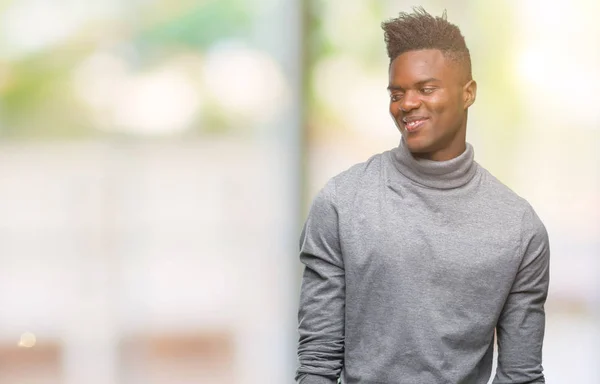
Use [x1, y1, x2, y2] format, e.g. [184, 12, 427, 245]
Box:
[0, 0, 597, 383]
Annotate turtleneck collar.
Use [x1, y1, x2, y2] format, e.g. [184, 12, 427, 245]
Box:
[388, 137, 477, 190]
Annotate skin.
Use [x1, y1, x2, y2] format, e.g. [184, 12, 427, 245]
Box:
[388, 49, 477, 161]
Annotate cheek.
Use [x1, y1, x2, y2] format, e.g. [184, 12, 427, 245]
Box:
[424, 101, 445, 120]
[389, 102, 399, 118]
[428, 95, 455, 117]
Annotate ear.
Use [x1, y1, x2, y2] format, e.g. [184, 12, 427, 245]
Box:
[462, 79, 477, 109]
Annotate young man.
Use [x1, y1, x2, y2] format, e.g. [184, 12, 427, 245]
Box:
[296, 8, 550, 384]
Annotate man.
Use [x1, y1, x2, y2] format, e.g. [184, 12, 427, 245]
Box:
[296, 7, 550, 384]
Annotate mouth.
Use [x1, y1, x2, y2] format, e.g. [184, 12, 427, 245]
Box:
[402, 117, 429, 133]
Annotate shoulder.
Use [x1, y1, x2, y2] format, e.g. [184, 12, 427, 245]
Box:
[307, 150, 389, 216]
[477, 164, 548, 242]
[476, 164, 537, 217]
[327, 150, 389, 197]
[477, 165, 529, 208]
[520, 201, 549, 250]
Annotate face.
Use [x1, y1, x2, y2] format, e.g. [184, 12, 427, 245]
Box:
[388, 49, 476, 161]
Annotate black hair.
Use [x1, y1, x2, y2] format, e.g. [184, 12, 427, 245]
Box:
[382, 7, 472, 80]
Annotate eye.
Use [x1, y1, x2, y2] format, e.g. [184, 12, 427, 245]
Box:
[390, 93, 403, 102]
[420, 87, 436, 95]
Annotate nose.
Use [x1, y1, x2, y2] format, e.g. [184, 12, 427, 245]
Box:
[399, 90, 421, 112]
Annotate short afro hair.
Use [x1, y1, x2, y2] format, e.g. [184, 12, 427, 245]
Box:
[382, 7, 472, 80]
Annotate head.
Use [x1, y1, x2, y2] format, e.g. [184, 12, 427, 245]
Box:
[382, 8, 477, 161]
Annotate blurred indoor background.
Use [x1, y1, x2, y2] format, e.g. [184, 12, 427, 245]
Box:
[0, 0, 597, 383]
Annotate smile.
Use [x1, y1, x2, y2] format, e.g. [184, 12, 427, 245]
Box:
[402, 118, 428, 133]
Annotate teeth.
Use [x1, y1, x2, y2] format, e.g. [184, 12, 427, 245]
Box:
[404, 119, 425, 131]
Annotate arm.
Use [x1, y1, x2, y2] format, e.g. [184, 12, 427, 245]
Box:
[493, 206, 550, 384]
[295, 180, 345, 384]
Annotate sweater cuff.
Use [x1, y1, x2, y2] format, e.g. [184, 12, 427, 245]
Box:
[298, 373, 337, 384]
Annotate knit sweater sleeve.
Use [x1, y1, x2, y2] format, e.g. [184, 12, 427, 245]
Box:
[295, 179, 344, 384]
[493, 205, 550, 384]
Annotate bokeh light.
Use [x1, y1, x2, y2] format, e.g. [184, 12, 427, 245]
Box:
[0, 1, 597, 383]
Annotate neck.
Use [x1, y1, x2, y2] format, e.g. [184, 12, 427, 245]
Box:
[412, 124, 468, 161]
[413, 141, 467, 161]
[389, 137, 477, 189]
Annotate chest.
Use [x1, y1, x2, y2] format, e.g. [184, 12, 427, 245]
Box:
[339, 190, 522, 300]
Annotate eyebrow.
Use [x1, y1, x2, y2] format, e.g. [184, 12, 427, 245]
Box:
[387, 77, 441, 91]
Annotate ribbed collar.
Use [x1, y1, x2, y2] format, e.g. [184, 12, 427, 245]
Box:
[388, 137, 477, 190]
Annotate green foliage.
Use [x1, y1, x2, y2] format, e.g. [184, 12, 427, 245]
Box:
[0, 48, 95, 138]
[0, 0, 252, 140]
[135, 0, 252, 51]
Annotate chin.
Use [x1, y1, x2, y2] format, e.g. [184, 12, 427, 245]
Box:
[403, 134, 434, 154]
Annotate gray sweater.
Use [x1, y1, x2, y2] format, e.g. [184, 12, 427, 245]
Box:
[296, 139, 550, 384]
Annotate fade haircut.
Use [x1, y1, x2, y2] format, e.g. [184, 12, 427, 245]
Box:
[382, 7, 472, 81]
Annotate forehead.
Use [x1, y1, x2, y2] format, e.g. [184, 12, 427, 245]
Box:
[388, 49, 460, 85]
